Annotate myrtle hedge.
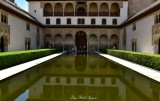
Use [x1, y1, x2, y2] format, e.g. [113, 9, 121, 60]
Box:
[0, 49, 59, 70]
[103, 49, 160, 71]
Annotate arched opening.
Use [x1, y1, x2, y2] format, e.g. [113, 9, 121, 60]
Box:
[64, 3, 74, 16]
[89, 3, 98, 16]
[76, 31, 87, 53]
[110, 3, 120, 16]
[54, 34, 63, 49]
[89, 34, 98, 51]
[110, 34, 119, 49]
[64, 34, 73, 51]
[100, 34, 108, 49]
[99, 3, 109, 16]
[43, 3, 53, 16]
[76, 3, 87, 16]
[0, 37, 4, 52]
[54, 3, 63, 16]
[44, 34, 53, 48]
[0, 35, 8, 52]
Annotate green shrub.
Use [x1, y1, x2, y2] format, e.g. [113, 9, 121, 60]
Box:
[99, 48, 108, 54]
[0, 49, 56, 70]
[105, 49, 160, 71]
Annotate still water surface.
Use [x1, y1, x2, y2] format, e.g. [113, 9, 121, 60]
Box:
[0, 53, 160, 101]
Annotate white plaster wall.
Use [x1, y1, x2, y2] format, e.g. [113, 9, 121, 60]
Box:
[29, 2, 43, 22]
[7, 14, 43, 51]
[28, 1, 128, 25]
[120, 15, 155, 53]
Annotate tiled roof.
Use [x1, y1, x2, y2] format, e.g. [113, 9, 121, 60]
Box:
[0, 0, 41, 24]
[123, 0, 160, 24]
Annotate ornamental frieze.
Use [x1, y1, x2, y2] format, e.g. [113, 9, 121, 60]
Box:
[0, 23, 10, 35]
[99, 29, 108, 34]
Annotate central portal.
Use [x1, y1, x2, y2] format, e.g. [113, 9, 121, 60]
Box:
[76, 31, 87, 53]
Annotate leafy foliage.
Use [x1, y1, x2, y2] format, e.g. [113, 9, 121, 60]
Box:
[0, 49, 57, 70]
[103, 49, 160, 71]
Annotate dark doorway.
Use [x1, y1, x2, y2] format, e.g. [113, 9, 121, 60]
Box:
[0, 37, 4, 52]
[158, 38, 160, 54]
[76, 31, 87, 53]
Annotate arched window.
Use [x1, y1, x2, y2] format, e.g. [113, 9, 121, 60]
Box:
[76, 3, 87, 16]
[99, 3, 109, 16]
[110, 34, 119, 49]
[54, 3, 63, 16]
[110, 3, 120, 16]
[64, 3, 74, 16]
[43, 3, 53, 16]
[89, 3, 98, 16]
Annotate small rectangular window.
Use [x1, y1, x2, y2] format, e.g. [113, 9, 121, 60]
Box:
[102, 19, 106, 25]
[78, 19, 81, 24]
[46, 18, 50, 24]
[26, 23, 30, 31]
[82, 19, 85, 24]
[37, 27, 39, 33]
[67, 18, 71, 24]
[133, 23, 136, 31]
[56, 18, 61, 25]
[1, 13, 8, 24]
[113, 19, 117, 25]
[91, 19, 95, 25]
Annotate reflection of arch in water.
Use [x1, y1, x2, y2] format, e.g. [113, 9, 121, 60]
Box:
[99, 57, 108, 68]
[75, 55, 87, 72]
[88, 86, 97, 97]
[53, 57, 63, 68]
[74, 85, 87, 96]
[54, 85, 63, 98]
[108, 87, 119, 99]
[98, 87, 108, 99]
[64, 86, 73, 98]
[88, 55, 98, 69]
[64, 55, 73, 68]
[43, 85, 53, 98]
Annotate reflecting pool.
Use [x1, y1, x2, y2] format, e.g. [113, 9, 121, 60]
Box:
[0, 53, 160, 101]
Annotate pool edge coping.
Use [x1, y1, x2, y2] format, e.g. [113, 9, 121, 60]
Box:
[96, 52, 160, 83]
[0, 51, 66, 81]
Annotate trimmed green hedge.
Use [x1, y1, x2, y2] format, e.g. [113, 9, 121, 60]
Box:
[104, 49, 160, 70]
[0, 49, 57, 70]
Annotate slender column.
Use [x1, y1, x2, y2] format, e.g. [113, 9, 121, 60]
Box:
[52, 3, 55, 16]
[73, 3, 76, 16]
[87, 3, 90, 16]
[98, 3, 100, 16]
[63, 3, 65, 16]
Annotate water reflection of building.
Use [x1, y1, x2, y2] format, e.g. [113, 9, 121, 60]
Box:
[0, 66, 43, 101]
[27, 76, 126, 101]
[0, 54, 160, 101]
[43, 54, 122, 75]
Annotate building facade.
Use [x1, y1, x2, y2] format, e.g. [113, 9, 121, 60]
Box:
[0, 0, 160, 54]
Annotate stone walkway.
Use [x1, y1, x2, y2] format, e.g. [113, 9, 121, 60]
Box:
[0, 52, 65, 81]
[97, 52, 160, 83]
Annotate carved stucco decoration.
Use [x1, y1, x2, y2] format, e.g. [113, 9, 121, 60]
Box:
[99, 29, 108, 35]
[65, 29, 73, 34]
